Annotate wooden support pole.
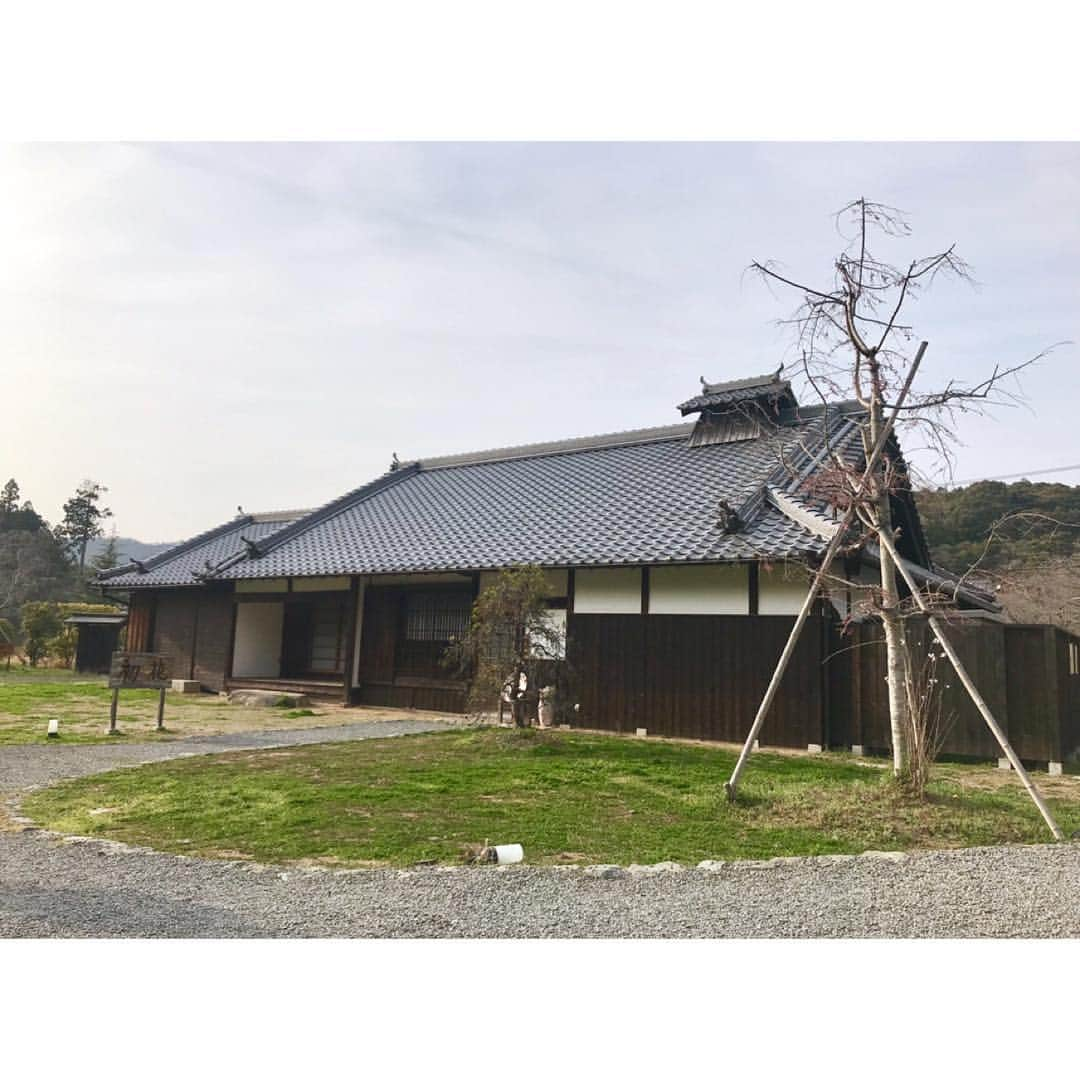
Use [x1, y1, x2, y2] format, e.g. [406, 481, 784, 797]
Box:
[875, 527, 1065, 841]
[108, 687, 119, 735]
[156, 688, 166, 731]
[341, 577, 360, 707]
[725, 342, 927, 800]
[724, 525, 852, 799]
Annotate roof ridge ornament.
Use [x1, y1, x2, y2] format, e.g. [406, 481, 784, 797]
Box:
[679, 368, 797, 420]
[716, 498, 742, 534]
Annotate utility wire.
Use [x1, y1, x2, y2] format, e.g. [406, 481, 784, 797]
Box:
[938, 462, 1080, 489]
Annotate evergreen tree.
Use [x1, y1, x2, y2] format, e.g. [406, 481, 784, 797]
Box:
[0, 478, 20, 513]
[56, 480, 113, 569]
[90, 530, 122, 572]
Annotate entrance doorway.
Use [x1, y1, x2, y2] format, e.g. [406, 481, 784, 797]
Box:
[281, 596, 347, 678]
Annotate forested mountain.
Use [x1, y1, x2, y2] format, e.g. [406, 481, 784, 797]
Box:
[0, 494, 76, 624]
[917, 480, 1080, 632]
[84, 535, 176, 564]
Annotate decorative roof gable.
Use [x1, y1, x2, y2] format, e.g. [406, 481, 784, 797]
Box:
[678, 369, 798, 417]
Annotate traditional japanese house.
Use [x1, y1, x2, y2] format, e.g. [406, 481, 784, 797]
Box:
[97, 373, 1079, 763]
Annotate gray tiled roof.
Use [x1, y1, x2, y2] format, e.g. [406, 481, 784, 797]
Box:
[208, 411, 856, 580]
[98, 514, 302, 588]
[97, 402, 896, 590]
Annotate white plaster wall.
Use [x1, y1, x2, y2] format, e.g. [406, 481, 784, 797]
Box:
[293, 575, 352, 592]
[232, 601, 284, 677]
[649, 564, 749, 615]
[758, 563, 811, 615]
[236, 578, 288, 594]
[574, 567, 642, 614]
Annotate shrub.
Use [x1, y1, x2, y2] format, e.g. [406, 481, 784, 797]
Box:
[20, 601, 63, 667]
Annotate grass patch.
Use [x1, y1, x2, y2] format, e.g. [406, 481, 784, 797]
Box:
[0, 675, 348, 743]
[22, 729, 1080, 867]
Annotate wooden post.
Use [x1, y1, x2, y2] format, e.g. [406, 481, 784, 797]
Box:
[341, 577, 360, 707]
[724, 530, 850, 798]
[108, 687, 120, 735]
[724, 343, 927, 799]
[156, 688, 166, 731]
[851, 622, 864, 752]
[875, 527, 1065, 841]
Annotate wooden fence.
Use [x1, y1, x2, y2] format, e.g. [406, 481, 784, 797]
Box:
[565, 612, 1080, 765]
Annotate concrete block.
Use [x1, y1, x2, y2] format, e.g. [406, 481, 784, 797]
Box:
[998, 758, 1012, 771]
[752, 739, 760, 750]
[851, 744, 865, 757]
[171, 679, 201, 694]
[1049, 761, 1064, 777]
[635, 727, 648, 737]
[807, 743, 823, 754]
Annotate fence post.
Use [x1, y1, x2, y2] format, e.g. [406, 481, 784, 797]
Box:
[108, 687, 119, 735]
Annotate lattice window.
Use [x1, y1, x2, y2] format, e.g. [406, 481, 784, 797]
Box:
[403, 591, 473, 643]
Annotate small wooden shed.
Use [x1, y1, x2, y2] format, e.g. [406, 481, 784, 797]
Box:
[65, 614, 127, 674]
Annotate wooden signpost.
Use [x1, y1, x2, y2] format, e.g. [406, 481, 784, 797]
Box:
[108, 652, 171, 735]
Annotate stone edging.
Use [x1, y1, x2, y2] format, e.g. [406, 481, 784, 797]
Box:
[12, 786, 1058, 879]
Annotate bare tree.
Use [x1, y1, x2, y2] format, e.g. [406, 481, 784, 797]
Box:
[747, 198, 1046, 781]
[947, 510, 1080, 633]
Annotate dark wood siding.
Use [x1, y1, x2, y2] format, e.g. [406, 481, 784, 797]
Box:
[145, 587, 232, 691]
[126, 592, 155, 653]
[192, 588, 234, 691]
[358, 586, 400, 685]
[73, 623, 124, 673]
[150, 591, 197, 680]
[835, 620, 1079, 764]
[135, 581, 1080, 762]
[566, 612, 1080, 764]
[355, 585, 469, 712]
[1059, 630, 1080, 761]
[568, 613, 825, 749]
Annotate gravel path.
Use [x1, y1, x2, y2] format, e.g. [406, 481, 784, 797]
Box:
[0, 719, 446, 793]
[2, 724, 1079, 938]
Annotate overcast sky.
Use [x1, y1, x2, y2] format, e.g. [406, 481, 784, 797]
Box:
[3, 142, 1077, 541]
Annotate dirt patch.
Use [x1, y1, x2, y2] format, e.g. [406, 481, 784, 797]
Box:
[940, 765, 1080, 798]
[0, 684, 449, 745]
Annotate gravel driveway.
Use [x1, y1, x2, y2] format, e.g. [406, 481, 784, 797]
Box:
[0, 718, 446, 793]
[2, 724, 1079, 938]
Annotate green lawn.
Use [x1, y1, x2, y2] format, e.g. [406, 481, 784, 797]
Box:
[22, 728, 1080, 867]
[0, 676, 159, 743]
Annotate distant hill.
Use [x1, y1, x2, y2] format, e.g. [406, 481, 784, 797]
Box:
[86, 535, 177, 564]
[916, 480, 1080, 633]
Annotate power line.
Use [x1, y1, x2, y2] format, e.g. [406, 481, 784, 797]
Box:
[944, 463, 1080, 488]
